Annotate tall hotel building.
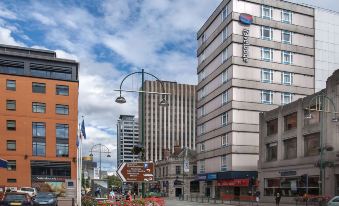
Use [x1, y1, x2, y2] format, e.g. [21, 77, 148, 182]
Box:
[117, 115, 139, 168]
[0, 44, 79, 193]
[196, 0, 339, 199]
[140, 81, 196, 162]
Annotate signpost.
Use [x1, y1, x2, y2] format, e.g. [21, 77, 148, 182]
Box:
[117, 162, 154, 182]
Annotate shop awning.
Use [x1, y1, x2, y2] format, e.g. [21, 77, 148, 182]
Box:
[0, 158, 8, 169]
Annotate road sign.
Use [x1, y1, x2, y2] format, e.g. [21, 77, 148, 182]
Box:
[117, 162, 154, 182]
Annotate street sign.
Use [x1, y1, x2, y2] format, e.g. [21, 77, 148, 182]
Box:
[184, 159, 189, 173]
[94, 168, 100, 179]
[117, 162, 154, 182]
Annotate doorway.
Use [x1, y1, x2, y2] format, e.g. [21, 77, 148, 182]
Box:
[234, 187, 240, 200]
[175, 188, 182, 197]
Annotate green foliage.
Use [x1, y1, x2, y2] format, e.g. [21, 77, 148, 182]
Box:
[107, 175, 122, 188]
[82, 195, 97, 206]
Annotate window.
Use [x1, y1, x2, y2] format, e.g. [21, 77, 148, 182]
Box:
[222, 69, 228, 83]
[32, 122, 46, 137]
[198, 87, 206, 100]
[304, 133, 320, 156]
[222, 5, 228, 21]
[281, 72, 293, 85]
[222, 90, 228, 105]
[284, 112, 297, 130]
[32, 142, 46, 156]
[7, 120, 16, 131]
[281, 93, 292, 105]
[32, 102, 46, 113]
[267, 119, 278, 136]
[6, 80, 16, 91]
[266, 142, 277, 161]
[284, 138, 297, 159]
[56, 124, 69, 139]
[221, 134, 229, 147]
[261, 48, 273, 62]
[261, 26, 273, 40]
[56, 85, 69, 96]
[282, 10, 292, 24]
[221, 112, 228, 126]
[198, 124, 206, 135]
[56, 143, 69, 157]
[199, 160, 205, 173]
[222, 48, 228, 63]
[282, 30, 292, 44]
[7, 179, 16, 183]
[198, 106, 205, 117]
[56, 104, 69, 115]
[262, 5, 272, 19]
[200, 143, 205, 152]
[199, 33, 206, 46]
[193, 166, 197, 175]
[261, 90, 273, 104]
[176, 166, 181, 175]
[221, 155, 227, 172]
[32, 82, 46, 93]
[261, 69, 273, 83]
[7, 140, 16, 151]
[304, 106, 320, 125]
[198, 70, 206, 82]
[7, 160, 16, 171]
[282, 51, 293, 64]
[222, 27, 228, 42]
[198, 50, 205, 64]
[6, 100, 16, 111]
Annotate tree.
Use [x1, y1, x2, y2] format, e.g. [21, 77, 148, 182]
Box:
[108, 175, 122, 189]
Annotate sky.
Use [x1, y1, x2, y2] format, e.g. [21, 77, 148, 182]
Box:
[0, 0, 338, 172]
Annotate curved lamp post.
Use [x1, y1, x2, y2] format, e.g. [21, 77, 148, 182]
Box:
[114, 69, 169, 197]
[305, 92, 338, 196]
[89, 144, 111, 179]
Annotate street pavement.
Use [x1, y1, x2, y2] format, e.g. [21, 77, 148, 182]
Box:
[164, 198, 295, 206]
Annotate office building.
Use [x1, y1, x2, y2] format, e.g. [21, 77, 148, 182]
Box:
[117, 115, 139, 168]
[140, 81, 196, 162]
[258, 69, 339, 203]
[0, 44, 79, 195]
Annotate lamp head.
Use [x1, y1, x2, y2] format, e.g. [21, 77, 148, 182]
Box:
[89, 153, 93, 157]
[115, 96, 126, 104]
[107, 154, 111, 158]
[305, 112, 312, 119]
[332, 116, 339, 122]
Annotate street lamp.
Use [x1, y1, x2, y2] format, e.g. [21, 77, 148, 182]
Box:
[305, 92, 338, 196]
[115, 69, 170, 197]
[89, 144, 111, 179]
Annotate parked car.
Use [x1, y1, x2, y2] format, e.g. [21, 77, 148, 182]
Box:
[0, 192, 33, 206]
[328, 196, 339, 206]
[32, 192, 57, 206]
[17, 188, 37, 197]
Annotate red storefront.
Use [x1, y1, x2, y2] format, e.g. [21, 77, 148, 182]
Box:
[218, 179, 257, 201]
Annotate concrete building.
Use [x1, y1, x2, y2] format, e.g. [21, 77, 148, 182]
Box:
[140, 81, 196, 162]
[0, 44, 79, 195]
[155, 145, 198, 198]
[258, 69, 339, 203]
[117, 115, 139, 168]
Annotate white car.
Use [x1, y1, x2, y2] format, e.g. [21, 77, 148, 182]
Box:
[328, 196, 339, 206]
[17, 187, 37, 197]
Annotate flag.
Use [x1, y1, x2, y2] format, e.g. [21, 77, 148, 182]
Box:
[81, 119, 87, 139]
[0, 158, 8, 169]
[76, 135, 79, 148]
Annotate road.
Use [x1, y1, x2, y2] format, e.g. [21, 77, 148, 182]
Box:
[164, 198, 293, 206]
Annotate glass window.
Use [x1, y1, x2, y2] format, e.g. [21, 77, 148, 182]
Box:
[200, 143, 205, 152]
[222, 48, 228, 63]
[198, 70, 206, 82]
[266, 142, 277, 161]
[282, 72, 293, 85]
[7, 120, 16, 131]
[261, 90, 273, 104]
[282, 30, 292, 44]
[285, 112, 297, 130]
[222, 90, 228, 105]
[284, 138, 297, 159]
[32, 82, 46, 93]
[282, 51, 293, 64]
[198, 106, 205, 117]
[199, 160, 205, 173]
[6, 80, 16, 91]
[222, 69, 228, 84]
[176, 166, 181, 175]
[32, 102, 46, 113]
[281, 93, 292, 105]
[193, 166, 197, 175]
[262, 5, 272, 19]
[6, 100, 16, 111]
[221, 134, 229, 147]
[221, 112, 228, 126]
[198, 50, 205, 64]
[198, 87, 206, 100]
[261, 69, 273, 83]
[261, 26, 273, 40]
[282, 10, 292, 24]
[32, 142, 46, 156]
[222, 5, 228, 21]
[261, 48, 273, 62]
[56, 143, 69, 157]
[56, 104, 69, 115]
[56, 85, 69, 96]
[32, 122, 46, 137]
[222, 27, 228, 42]
[56, 124, 69, 139]
[304, 133, 320, 156]
[267, 119, 278, 136]
[7, 160, 16, 171]
[198, 123, 205, 135]
[221, 155, 227, 171]
[7, 179, 17, 183]
[7, 140, 16, 151]
[304, 106, 320, 125]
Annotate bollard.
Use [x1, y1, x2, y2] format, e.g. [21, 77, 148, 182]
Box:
[214, 198, 216, 204]
[71, 198, 75, 206]
[201, 196, 203, 203]
[222, 198, 224, 204]
[196, 195, 198, 202]
[208, 197, 210, 202]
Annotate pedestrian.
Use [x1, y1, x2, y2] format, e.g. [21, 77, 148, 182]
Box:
[275, 191, 281, 206]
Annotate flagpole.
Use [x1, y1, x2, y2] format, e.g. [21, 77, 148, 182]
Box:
[77, 124, 81, 206]
[80, 133, 83, 205]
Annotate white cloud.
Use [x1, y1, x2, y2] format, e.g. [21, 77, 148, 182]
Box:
[0, 27, 23, 46]
[31, 12, 56, 26]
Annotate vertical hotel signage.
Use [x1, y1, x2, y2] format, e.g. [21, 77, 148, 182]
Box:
[239, 13, 253, 63]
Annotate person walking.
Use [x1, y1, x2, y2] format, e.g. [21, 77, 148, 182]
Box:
[275, 191, 281, 206]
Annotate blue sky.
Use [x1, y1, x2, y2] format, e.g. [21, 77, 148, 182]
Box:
[0, 0, 338, 171]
